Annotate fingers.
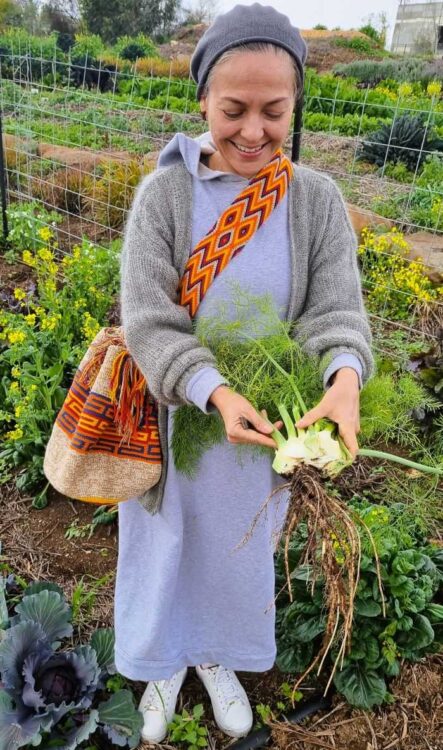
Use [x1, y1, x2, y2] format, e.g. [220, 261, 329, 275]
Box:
[296, 405, 326, 429]
[227, 410, 278, 449]
[339, 422, 359, 458]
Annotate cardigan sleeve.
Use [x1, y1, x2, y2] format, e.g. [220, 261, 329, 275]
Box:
[293, 178, 375, 386]
[120, 171, 225, 407]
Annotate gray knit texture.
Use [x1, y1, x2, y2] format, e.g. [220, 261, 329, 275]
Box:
[190, 3, 308, 99]
[120, 162, 374, 514]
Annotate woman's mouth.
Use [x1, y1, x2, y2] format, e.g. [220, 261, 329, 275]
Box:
[231, 141, 268, 156]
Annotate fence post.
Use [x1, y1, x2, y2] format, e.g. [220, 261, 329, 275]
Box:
[0, 108, 8, 242]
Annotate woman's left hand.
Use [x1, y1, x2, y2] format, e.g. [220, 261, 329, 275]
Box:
[295, 367, 360, 458]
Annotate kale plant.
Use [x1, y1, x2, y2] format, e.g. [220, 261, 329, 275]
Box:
[357, 114, 443, 171]
[275, 500, 443, 710]
[0, 581, 142, 749]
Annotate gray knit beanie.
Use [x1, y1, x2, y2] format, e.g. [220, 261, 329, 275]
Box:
[190, 3, 308, 100]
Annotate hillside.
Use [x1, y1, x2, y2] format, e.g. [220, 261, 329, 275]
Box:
[158, 25, 390, 74]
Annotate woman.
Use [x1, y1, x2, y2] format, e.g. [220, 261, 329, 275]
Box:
[116, 3, 374, 743]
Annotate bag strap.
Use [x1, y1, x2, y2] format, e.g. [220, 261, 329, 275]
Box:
[178, 148, 293, 316]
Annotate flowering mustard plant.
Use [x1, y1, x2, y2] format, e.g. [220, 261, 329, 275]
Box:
[358, 227, 442, 320]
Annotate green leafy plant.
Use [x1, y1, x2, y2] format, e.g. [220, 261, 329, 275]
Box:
[172, 297, 441, 476]
[0, 234, 120, 503]
[358, 227, 443, 320]
[0, 580, 142, 749]
[334, 36, 378, 54]
[167, 704, 208, 749]
[71, 573, 114, 625]
[357, 115, 443, 171]
[113, 33, 158, 60]
[333, 58, 443, 87]
[4, 202, 62, 263]
[275, 500, 443, 710]
[72, 33, 105, 59]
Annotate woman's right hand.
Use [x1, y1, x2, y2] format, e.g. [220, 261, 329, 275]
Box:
[209, 386, 281, 449]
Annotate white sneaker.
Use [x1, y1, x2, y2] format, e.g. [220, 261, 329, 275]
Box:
[196, 664, 253, 738]
[138, 667, 188, 743]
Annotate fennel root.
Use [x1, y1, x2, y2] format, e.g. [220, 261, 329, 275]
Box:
[237, 463, 384, 698]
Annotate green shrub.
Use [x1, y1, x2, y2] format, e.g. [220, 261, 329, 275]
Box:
[333, 58, 443, 87]
[0, 28, 59, 59]
[113, 33, 158, 59]
[72, 33, 105, 59]
[334, 36, 378, 54]
[359, 23, 383, 44]
[405, 156, 443, 231]
[357, 114, 443, 170]
[381, 161, 415, 182]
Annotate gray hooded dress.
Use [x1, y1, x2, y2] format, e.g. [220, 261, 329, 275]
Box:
[114, 132, 363, 681]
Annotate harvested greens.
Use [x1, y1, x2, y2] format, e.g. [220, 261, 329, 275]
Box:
[172, 294, 442, 687]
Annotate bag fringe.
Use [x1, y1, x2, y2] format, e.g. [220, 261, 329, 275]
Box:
[77, 330, 148, 443]
[109, 351, 148, 443]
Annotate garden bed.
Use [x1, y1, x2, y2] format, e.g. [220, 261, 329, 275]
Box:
[1, 474, 441, 750]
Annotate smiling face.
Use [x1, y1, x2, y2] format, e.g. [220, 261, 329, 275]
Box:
[200, 49, 296, 179]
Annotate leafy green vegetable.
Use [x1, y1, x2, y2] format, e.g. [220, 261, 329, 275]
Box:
[275, 501, 443, 710]
[172, 295, 442, 477]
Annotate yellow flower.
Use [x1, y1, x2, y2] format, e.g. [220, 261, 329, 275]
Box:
[41, 313, 61, 331]
[82, 312, 101, 341]
[25, 314, 36, 327]
[29, 384, 38, 392]
[8, 330, 26, 344]
[38, 226, 53, 242]
[37, 247, 54, 262]
[43, 279, 57, 294]
[398, 82, 413, 98]
[6, 427, 24, 441]
[427, 80, 442, 98]
[13, 288, 26, 301]
[48, 261, 58, 275]
[72, 246, 82, 260]
[14, 404, 24, 418]
[11, 367, 21, 378]
[22, 250, 36, 267]
[9, 381, 19, 391]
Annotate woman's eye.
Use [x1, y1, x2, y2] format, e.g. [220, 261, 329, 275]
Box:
[224, 111, 242, 119]
[266, 113, 283, 120]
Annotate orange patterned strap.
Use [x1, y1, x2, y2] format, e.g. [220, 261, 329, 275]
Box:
[178, 149, 294, 317]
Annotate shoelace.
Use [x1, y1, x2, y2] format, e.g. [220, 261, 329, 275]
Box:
[209, 666, 245, 709]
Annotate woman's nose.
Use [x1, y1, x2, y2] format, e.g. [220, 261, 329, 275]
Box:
[240, 116, 265, 144]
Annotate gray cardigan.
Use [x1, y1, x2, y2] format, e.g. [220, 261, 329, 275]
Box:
[120, 161, 374, 513]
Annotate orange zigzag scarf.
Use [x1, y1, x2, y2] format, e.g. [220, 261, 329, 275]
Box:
[178, 148, 294, 316]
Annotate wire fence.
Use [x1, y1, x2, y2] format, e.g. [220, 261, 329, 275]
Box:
[1, 52, 442, 350]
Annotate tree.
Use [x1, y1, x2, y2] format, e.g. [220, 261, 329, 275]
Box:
[14, 0, 41, 33]
[0, 0, 23, 28]
[40, 0, 80, 34]
[80, 0, 182, 43]
[181, 0, 218, 25]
